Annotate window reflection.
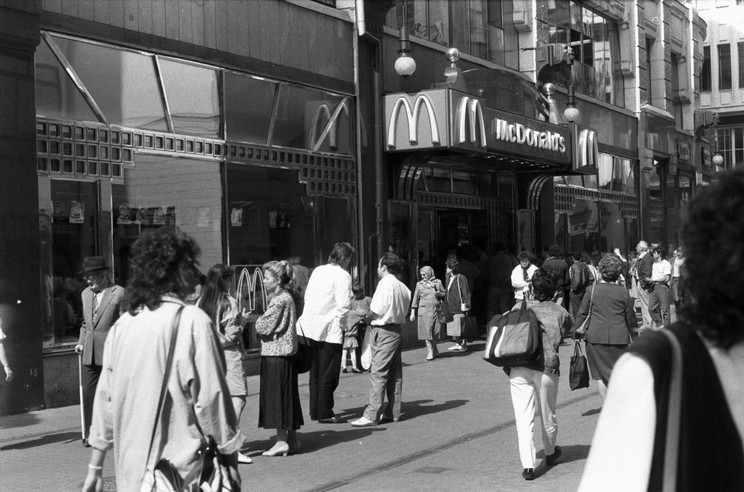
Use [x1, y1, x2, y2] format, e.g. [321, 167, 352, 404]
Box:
[158, 58, 221, 138]
[224, 72, 276, 144]
[51, 34, 168, 131]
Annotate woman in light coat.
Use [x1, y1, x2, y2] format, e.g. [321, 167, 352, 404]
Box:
[410, 266, 446, 360]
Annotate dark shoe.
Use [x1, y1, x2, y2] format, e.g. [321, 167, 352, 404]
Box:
[342, 368, 349, 373]
[522, 468, 535, 481]
[82, 438, 91, 448]
[546, 446, 561, 467]
[379, 416, 399, 424]
[318, 416, 347, 424]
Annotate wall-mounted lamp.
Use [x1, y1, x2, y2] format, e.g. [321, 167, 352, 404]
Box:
[712, 113, 724, 167]
[563, 45, 580, 123]
[394, 1, 416, 77]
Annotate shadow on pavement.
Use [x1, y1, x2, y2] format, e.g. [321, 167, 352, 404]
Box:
[0, 430, 80, 450]
[538, 443, 591, 466]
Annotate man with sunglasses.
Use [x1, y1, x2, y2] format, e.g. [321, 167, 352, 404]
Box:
[75, 256, 125, 446]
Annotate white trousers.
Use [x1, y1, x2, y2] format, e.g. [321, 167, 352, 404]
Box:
[508, 367, 559, 468]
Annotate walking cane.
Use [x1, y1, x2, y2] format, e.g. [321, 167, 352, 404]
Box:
[78, 352, 86, 445]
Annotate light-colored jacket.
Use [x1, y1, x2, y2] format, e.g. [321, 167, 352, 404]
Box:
[255, 290, 297, 357]
[296, 264, 352, 344]
[88, 297, 241, 491]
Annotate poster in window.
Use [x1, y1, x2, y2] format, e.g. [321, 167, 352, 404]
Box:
[52, 201, 69, 223]
[152, 206, 167, 225]
[136, 207, 149, 225]
[269, 210, 278, 228]
[231, 208, 243, 227]
[69, 201, 84, 224]
[118, 204, 132, 224]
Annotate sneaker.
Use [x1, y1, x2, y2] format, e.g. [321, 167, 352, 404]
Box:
[522, 468, 535, 481]
[238, 452, 253, 464]
[448, 344, 462, 351]
[545, 446, 561, 467]
[350, 416, 377, 427]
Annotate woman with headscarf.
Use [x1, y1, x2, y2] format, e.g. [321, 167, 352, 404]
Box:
[410, 266, 447, 361]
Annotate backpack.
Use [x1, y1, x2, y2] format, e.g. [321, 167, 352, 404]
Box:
[482, 300, 543, 367]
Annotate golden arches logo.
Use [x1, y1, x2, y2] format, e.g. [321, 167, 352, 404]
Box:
[387, 95, 440, 148]
[309, 99, 351, 152]
[455, 96, 486, 148]
[577, 129, 599, 168]
[235, 266, 268, 312]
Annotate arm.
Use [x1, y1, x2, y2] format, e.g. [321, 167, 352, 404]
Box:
[578, 354, 655, 492]
[410, 283, 421, 321]
[459, 275, 471, 309]
[254, 296, 288, 337]
[0, 340, 12, 382]
[76, 298, 88, 354]
[334, 273, 353, 331]
[571, 288, 592, 336]
[625, 294, 638, 334]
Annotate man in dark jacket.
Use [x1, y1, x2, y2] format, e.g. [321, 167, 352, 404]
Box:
[541, 245, 570, 312]
[568, 250, 592, 320]
[634, 241, 655, 333]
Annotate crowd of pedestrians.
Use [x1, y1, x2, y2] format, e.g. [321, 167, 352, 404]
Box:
[72, 170, 744, 490]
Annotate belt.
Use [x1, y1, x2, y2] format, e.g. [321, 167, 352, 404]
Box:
[371, 323, 401, 328]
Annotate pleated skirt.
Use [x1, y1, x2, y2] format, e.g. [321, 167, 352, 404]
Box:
[258, 355, 304, 430]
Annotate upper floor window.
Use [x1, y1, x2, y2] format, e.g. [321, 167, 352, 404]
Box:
[536, 0, 625, 107]
[702, 46, 712, 92]
[738, 42, 744, 88]
[719, 43, 732, 90]
[385, 0, 521, 70]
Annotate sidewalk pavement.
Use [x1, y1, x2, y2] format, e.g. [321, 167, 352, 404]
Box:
[0, 338, 603, 491]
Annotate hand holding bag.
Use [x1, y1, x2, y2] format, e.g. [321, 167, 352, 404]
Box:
[569, 340, 590, 390]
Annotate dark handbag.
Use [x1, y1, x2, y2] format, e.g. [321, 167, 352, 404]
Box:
[294, 322, 314, 374]
[460, 314, 479, 339]
[569, 340, 590, 390]
[436, 301, 453, 324]
[198, 435, 241, 492]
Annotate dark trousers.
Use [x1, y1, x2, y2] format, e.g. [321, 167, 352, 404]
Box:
[308, 341, 342, 420]
[569, 290, 586, 321]
[82, 363, 102, 438]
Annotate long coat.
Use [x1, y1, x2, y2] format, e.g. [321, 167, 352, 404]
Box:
[78, 284, 126, 366]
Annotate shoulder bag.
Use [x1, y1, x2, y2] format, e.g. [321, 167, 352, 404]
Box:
[294, 320, 314, 374]
[456, 276, 478, 338]
[141, 305, 241, 492]
[568, 340, 590, 390]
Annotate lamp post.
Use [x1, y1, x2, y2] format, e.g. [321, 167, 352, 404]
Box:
[394, 0, 416, 77]
[563, 45, 580, 123]
[712, 114, 724, 167]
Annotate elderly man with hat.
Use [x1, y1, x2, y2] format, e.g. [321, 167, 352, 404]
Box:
[75, 256, 125, 446]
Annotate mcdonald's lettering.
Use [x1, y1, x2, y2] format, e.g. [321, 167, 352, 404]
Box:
[387, 95, 441, 148]
[492, 118, 566, 153]
[455, 97, 487, 147]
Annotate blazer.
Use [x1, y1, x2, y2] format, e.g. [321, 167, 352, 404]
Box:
[78, 284, 126, 366]
[574, 283, 636, 345]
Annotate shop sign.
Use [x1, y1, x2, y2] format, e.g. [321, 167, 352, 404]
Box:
[384, 89, 571, 165]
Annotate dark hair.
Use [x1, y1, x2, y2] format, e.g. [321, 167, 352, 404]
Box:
[598, 254, 622, 282]
[125, 227, 201, 314]
[547, 244, 563, 257]
[518, 251, 535, 263]
[198, 264, 233, 327]
[531, 268, 556, 302]
[445, 257, 459, 273]
[379, 253, 403, 275]
[328, 242, 356, 269]
[352, 283, 365, 300]
[682, 168, 744, 347]
[572, 250, 582, 261]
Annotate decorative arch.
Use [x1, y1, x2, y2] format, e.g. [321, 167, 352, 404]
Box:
[526, 174, 554, 210]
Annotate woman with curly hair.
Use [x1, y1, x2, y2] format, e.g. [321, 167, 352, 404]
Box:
[82, 227, 241, 491]
[254, 260, 303, 457]
[580, 169, 744, 491]
[572, 253, 637, 401]
[198, 264, 252, 464]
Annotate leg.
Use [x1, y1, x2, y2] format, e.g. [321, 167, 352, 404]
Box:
[362, 327, 399, 422]
[340, 347, 349, 371]
[648, 288, 662, 329]
[383, 335, 403, 421]
[509, 367, 538, 470]
[658, 285, 672, 328]
[82, 363, 102, 439]
[308, 342, 321, 420]
[350, 348, 360, 370]
[538, 372, 559, 457]
[636, 287, 653, 332]
[231, 395, 246, 426]
[316, 342, 343, 419]
[597, 379, 608, 401]
[425, 340, 435, 359]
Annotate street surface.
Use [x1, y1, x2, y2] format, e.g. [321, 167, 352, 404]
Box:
[1, 339, 602, 491]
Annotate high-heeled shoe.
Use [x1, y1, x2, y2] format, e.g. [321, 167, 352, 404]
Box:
[262, 442, 290, 457]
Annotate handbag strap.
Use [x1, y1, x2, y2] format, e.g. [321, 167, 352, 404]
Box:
[659, 328, 683, 492]
[143, 304, 185, 471]
[586, 285, 596, 320]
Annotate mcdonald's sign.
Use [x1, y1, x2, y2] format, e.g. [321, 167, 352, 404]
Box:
[454, 95, 487, 150]
[385, 90, 448, 151]
[574, 127, 599, 173]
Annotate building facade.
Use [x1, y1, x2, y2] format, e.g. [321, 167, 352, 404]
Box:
[0, 0, 708, 414]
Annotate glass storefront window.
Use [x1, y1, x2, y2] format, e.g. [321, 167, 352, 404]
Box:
[35, 36, 100, 123]
[452, 170, 477, 195]
[158, 58, 221, 138]
[41, 180, 99, 348]
[568, 199, 600, 253]
[50, 34, 168, 131]
[224, 72, 277, 145]
[112, 155, 223, 287]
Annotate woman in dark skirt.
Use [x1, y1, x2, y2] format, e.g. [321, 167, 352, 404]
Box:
[255, 260, 303, 456]
[572, 253, 637, 401]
